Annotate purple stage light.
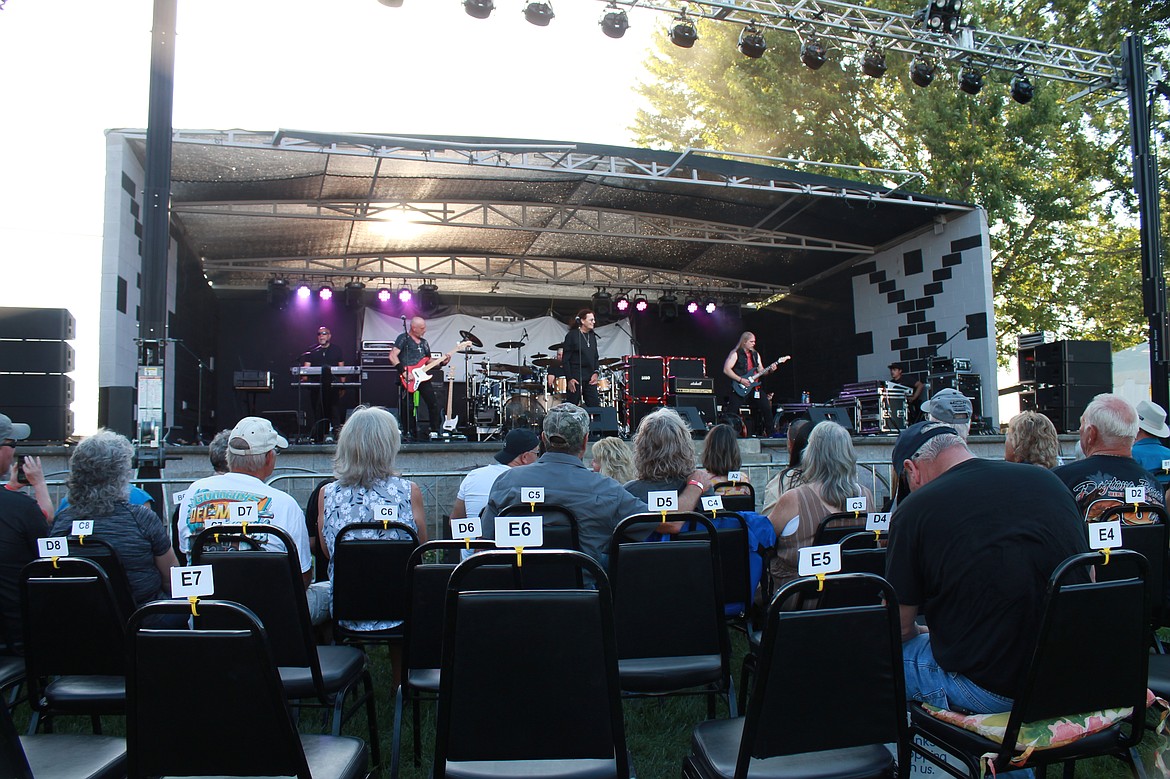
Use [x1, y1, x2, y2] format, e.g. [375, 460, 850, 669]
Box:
[398, 288, 413, 303]
[616, 298, 629, 312]
[319, 286, 333, 301]
[634, 298, 648, 312]
[686, 300, 700, 314]
[377, 288, 393, 303]
[705, 300, 717, 314]
[296, 284, 311, 300]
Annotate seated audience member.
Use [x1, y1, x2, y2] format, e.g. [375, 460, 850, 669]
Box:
[1004, 411, 1060, 469]
[178, 417, 329, 622]
[318, 406, 428, 642]
[0, 413, 50, 653]
[764, 422, 870, 594]
[701, 424, 751, 496]
[1052, 393, 1165, 523]
[482, 404, 655, 565]
[1131, 399, 1170, 489]
[452, 428, 540, 521]
[589, 436, 635, 484]
[172, 429, 231, 565]
[625, 408, 712, 531]
[921, 388, 973, 440]
[51, 430, 179, 609]
[761, 418, 812, 515]
[58, 483, 154, 515]
[886, 421, 1088, 713]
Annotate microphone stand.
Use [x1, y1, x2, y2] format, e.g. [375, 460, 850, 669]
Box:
[923, 325, 970, 401]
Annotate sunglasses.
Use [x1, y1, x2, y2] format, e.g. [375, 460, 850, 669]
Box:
[0, 442, 15, 450]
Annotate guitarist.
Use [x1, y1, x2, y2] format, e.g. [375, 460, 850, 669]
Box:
[389, 316, 449, 441]
[723, 331, 778, 438]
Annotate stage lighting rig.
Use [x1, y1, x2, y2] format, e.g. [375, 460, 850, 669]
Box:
[377, 287, 393, 303]
[685, 296, 700, 315]
[318, 284, 334, 301]
[592, 289, 613, 316]
[397, 284, 413, 303]
[909, 56, 937, 87]
[599, 3, 629, 38]
[615, 293, 630, 313]
[737, 24, 767, 59]
[861, 48, 887, 78]
[267, 278, 290, 310]
[418, 283, 440, 315]
[344, 281, 366, 309]
[705, 298, 717, 314]
[634, 294, 649, 313]
[958, 64, 983, 94]
[1011, 70, 1034, 103]
[917, 0, 963, 34]
[296, 282, 312, 301]
[800, 36, 828, 70]
[463, 0, 494, 19]
[523, 1, 554, 26]
[669, 11, 698, 48]
[658, 293, 679, 322]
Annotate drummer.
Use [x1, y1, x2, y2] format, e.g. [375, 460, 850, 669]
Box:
[558, 308, 601, 407]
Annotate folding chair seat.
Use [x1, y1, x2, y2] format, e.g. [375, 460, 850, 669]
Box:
[0, 693, 125, 779]
[20, 557, 129, 733]
[684, 573, 910, 779]
[495, 504, 582, 587]
[910, 550, 1150, 777]
[330, 520, 419, 648]
[191, 523, 380, 767]
[433, 550, 631, 779]
[812, 511, 867, 545]
[712, 482, 756, 513]
[678, 510, 753, 626]
[127, 599, 366, 779]
[609, 513, 735, 718]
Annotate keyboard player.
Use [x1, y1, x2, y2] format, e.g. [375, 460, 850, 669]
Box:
[301, 325, 346, 442]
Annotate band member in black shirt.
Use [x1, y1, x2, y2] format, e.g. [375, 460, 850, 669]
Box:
[724, 331, 775, 437]
[889, 362, 925, 423]
[389, 316, 450, 441]
[559, 309, 601, 408]
[301, 325, 345, 441]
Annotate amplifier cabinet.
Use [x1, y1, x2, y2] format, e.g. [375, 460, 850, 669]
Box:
[625, 356, 666, 398]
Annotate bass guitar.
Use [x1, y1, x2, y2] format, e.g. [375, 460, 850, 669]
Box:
[399, 340, 473, 393]
[731, 355, 791, 398]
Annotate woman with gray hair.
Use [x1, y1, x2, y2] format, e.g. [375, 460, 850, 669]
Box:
[624, 408, 711, 522]
[317, 406, 428, 636]
[51, 430, 178, 607]
[764, 422, 870, 593]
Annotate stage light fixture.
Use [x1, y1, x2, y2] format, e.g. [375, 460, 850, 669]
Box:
[463, 0, 494, 18]
[344, 281, 366, 309]
[684, 297, 700, 315]
[634, 294, 649, 313]
[1011, 71, 1034, 104]
[418, 283, 440, 315]
[267, 278, 290, 309]
[705, 298, 717, 314]
[592, 289, 613, 317]
[918, 0, 962, 34]
[800, 36, 828, 70]
[318, 284, 334, 301]
[523, 1, 554, 26]
[737, 24, 767, 58]
[599, 4, 628, 38]
[958, 65, 983, 95]
[397, 285, 413, 303]
[377, 287, 393, 303]
[909, 56, 937, 87]
[861, 48, 887, 78]
[668, 12, 698, 48]
[615, 293, 630, 313]
[658, 293, 679, 322]
[296, 282, 312, 300]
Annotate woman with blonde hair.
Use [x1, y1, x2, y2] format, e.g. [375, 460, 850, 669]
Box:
[1005, 411, 1060, 469]
[590, 436, 635, 483]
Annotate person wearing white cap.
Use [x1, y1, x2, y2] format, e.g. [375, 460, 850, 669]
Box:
[177, 416, 329, 622]
[0, 412, 51, 652]
[1131, 399, 1170, 489]
[921, 388, 973, 441]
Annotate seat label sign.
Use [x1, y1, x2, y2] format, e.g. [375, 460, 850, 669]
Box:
[451, 516, 482, 540]
[866, 512, 891, 533]
[845, 496, 867, 513]
[700, 495, 724, 512]
[375, 504, 398, 522]
[648, 490, 678, 512]
[495, 517, 544, 548]
[1088, 520, 1123, 550]
[798, 544, 842, 576]
[520, 487, 545, 504]
[37, 537, 68, 558]
[71, 520, 95, 537]
[171, 565, 215, 598]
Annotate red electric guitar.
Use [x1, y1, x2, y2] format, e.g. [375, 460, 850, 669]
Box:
[399, 340, 473, 393]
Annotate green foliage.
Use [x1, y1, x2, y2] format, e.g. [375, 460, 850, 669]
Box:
[633, 4, 1168, 362]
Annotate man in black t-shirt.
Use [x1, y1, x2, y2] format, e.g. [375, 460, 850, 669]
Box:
[0, 413, 49, 654]
[301, 325, 346, 441]
[888, 362, 924, 423]
[886, 422, 1088, 713]
[389, 316, 450, 441]
[1052, 393, 1166, 523]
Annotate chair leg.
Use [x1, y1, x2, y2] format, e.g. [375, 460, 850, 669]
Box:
[707, 690, 716, 720]
[362, 669, 381, 768]
[726, 677, 738, 718]
[26, 710, 40, 735]
[412, 692, 423, 766]
[90, 714, 102, 734]
[391, 684, 404, 779]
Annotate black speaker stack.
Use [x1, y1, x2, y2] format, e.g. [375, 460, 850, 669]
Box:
[1018, 340, 1111, 433]
[0, 308, 75, 442]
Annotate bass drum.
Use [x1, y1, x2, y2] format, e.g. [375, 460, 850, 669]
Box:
[504, 395, 546, 432]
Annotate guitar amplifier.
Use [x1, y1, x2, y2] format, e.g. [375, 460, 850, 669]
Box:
[625, 356, 666, 399]
[361, 351, 389, 366]
[668, 377, 714, 395]
[666, 356, 706, 378]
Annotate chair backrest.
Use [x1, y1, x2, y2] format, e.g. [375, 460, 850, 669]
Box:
[433, 551, 627, 778]
[190, 524, 320, 678]
[331, 521, 419, 625]
[495, 504, 583, 588]
[609, 513, 727, 662]
[712, 482, 756, 512]
[0, 692, 34, 779]
[1094, 504, 1168, 631]
[813, 511, 867, 545]
[65, 536, 137, 617]
[21, 557, 127, 682]
[679, 511, 752, 617]
[810, 531, 889, 609]
[126, 600, 315, 779]
[1012, 550, 1149, 731]
[742, 573, 908, 772]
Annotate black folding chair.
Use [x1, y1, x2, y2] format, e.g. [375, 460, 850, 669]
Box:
[191, 523, 380, 767]
[495, 504, 583, 587]
[685, 573, 910, 779]
[812, 511, 867, 545]
[433, 550, 631, 779]
[609, 512, 735, 718]
[62, 537, 137, 618]
[679, 510, 753, 629]
[712, 481, 756, 513]
[1094, 503, 1169, 647]
[0, 690, 125, 779]
[910, 550, 1150, 777]
[330, 520, 419, 649]
[21, 557, 129, 734]
[126, 599, 367, 779]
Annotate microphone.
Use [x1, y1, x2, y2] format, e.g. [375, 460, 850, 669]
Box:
[522, 328, 529, 341]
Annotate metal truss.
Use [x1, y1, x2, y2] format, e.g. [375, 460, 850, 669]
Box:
[593, 0, 1132, 92]
[171, 199, 875, 254]
[200, 253, 790, 300]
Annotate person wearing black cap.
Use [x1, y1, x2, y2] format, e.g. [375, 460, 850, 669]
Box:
[450, 428, 541, 523]
[0, 412, 49, 653]
[885, 421, 1088, 714]
[888, 362, 925, 424]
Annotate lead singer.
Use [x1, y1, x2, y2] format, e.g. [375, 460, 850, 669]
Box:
[559, 308, 600, 408]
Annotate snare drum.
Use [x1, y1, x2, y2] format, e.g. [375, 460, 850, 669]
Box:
[554, 376, 568, 394]
[596, 376, 611, 392]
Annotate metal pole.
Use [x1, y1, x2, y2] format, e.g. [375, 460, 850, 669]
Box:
[1125, 35, 1169, 408]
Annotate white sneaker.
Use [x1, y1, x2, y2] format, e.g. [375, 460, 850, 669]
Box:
[428, 431, 439, 440]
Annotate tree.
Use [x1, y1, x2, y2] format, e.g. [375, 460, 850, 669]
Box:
[632, 4, 1167, 362]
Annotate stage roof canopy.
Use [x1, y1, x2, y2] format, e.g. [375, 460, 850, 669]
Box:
[118, 128, 975, 307]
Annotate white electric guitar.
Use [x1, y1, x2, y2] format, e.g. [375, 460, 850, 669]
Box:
[442, 367, 459, 434]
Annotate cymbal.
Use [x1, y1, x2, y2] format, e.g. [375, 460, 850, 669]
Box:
[459, 330, 483, 348]
[530, 352, 549, 360]
[598, 357, 622, 367]
[531, 357, 562, 368]
[548, 343, 563, 351]
[494, 363, 536, 376]
[517, 382, 544, 391]
[457, 348, 485, 355]
[496, 341, 526, 350]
